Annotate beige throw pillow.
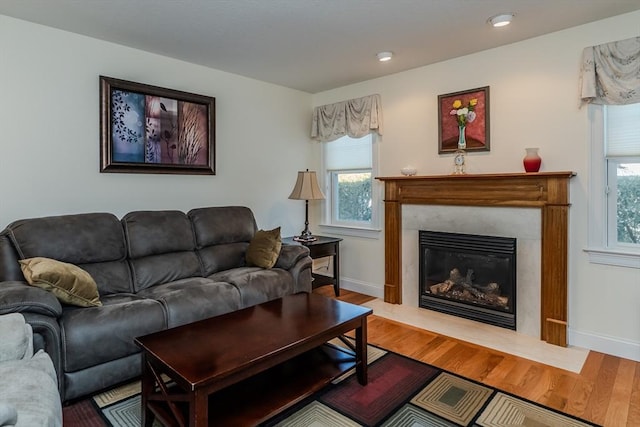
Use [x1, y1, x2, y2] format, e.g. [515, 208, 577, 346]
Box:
[246, 227, 282, 269]
[19, 257, 102, 307]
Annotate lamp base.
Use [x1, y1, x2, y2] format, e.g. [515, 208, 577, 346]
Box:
[295, 200, 317, 242]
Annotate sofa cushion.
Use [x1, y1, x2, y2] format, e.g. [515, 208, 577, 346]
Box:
[78, 260, 134, 296]
[129, 252, 202, 292]
[246, 227, 282, 269]
[137, 277, 242, 328]
[196, 242, 248, 277]
[188, 206, 257, 248]
[8, 213, 125, 264]
[122, 211, 201, 291]
[209, 267, 295, 307]
[189, 206, 259, 276]
[20, 258, 102, 308]
[6, 213, 132, 295]
[60, 294, 166, 372]
[122, 211, 195, 258]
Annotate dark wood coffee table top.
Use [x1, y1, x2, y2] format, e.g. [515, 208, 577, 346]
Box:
[135, 292, 372, 426]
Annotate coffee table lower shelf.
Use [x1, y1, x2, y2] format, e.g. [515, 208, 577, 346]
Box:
[147, 343, 357, 427]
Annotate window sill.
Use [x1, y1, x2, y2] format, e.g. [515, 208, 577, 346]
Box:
[318, 224, 381, 239]
[584, 247, 640, 269]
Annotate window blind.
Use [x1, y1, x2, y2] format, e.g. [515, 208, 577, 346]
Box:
[324, 135, 372, 170]
[606, 103, 640, 157]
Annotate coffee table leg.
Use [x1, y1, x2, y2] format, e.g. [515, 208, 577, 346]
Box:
[355, 318, 368, 385]
[189, 389, 209, 427]
[140, 354, 154, 427]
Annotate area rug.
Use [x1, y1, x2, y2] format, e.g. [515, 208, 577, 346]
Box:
[63, 341, 599, 427]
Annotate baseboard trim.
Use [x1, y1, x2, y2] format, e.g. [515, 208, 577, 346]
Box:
[569, 328, 640, 362]
[340, 277, 384, 299]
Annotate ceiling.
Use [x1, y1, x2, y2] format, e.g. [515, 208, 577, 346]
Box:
[2, 1, 640, 93]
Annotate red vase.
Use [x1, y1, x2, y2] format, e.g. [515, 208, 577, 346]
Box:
[523, 148, 542, 173]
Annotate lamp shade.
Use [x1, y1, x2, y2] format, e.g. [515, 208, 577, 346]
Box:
[288, 170, 325, 200]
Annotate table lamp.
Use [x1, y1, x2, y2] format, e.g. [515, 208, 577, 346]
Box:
[288, 170, 325, 242]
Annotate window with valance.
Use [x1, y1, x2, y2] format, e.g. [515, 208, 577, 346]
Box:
[311, 94, 383, 235]
[581, 37, 640, 267]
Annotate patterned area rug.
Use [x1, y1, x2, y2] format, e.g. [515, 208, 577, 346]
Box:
[63, 342, 599, 427]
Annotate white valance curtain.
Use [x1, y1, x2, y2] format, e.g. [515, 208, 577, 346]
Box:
[580, 36, 640, 105]
[311, 94, 383, 142]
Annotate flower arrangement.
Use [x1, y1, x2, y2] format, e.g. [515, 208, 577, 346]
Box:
[450, 98, 478, 127]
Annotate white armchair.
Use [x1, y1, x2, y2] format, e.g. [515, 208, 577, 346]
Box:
[0, 313, 62, 427]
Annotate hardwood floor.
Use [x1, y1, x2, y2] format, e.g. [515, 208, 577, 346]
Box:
[314, 287, 640, 427]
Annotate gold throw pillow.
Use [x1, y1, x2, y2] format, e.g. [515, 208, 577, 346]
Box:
[246, 227, 282, 269]
[19, 257, 102, 307]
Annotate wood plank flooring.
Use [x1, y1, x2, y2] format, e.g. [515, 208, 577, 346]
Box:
[314, 287, 639, 426]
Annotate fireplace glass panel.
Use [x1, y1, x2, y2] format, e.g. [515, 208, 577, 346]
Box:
[419, 231, 516, 330]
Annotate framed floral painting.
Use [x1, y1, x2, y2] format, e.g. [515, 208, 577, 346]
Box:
[437, 86, 489, 154]
[100, 76, 216, 175]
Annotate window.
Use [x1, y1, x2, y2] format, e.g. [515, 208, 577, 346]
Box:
[587, 103, 640, 268]
[605, 104, 640, 247]
[320, 134, 380, 237]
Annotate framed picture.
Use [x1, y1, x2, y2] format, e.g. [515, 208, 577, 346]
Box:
[100, 76, 215, 174]
[438, 86, 489, 154]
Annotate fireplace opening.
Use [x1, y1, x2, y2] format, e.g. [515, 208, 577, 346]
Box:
[419, 230, 516, 330]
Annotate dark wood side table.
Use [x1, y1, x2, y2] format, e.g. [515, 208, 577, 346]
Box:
[282, 236, 342, 296]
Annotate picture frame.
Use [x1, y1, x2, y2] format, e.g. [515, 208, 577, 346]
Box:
[438, 86, 489, 154]
[100, 76, 215, 175]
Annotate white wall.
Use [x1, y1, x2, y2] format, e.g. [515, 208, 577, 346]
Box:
[0, 15, 313, 235]
[312, 11, 640, 360]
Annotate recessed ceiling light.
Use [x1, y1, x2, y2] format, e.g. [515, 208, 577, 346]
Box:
[488, 13, 514, 27]
[377, 51, 393, 62]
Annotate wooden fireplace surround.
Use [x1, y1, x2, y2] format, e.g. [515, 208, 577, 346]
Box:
[377, 172, 575, 347]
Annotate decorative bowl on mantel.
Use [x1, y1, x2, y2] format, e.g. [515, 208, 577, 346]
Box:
[401, 166, 417, 176]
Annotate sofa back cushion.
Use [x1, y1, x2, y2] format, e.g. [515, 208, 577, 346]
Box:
[188, 207, 258, 276]
[6, 213, 132, 295]
[122, 210, 201, 291]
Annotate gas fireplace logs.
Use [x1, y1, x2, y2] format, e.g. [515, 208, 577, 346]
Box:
[429, 268, 509, 309]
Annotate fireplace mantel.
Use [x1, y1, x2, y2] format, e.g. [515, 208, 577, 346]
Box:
[376, 172, 575, 346]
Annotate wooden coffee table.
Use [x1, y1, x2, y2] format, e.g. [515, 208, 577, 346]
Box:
[134, 292, 372, 426]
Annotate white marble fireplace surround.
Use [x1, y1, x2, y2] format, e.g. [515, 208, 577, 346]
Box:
[365, 204, 588, 372]
[403, 204, 541, 337]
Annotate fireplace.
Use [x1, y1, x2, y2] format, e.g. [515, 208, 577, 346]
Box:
[378, 173, 574, 346]
[419, 230, 516, 330]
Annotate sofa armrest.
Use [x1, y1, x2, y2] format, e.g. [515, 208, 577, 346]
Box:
[20, 312, 64, 397]
[277, 245, 312, 293]
[0, 281, 63, 318]
[0, 282, 63, 391]
[275, 245, 310, 270]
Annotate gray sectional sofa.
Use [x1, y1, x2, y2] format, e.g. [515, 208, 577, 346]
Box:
[0, 206, 312, 402]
